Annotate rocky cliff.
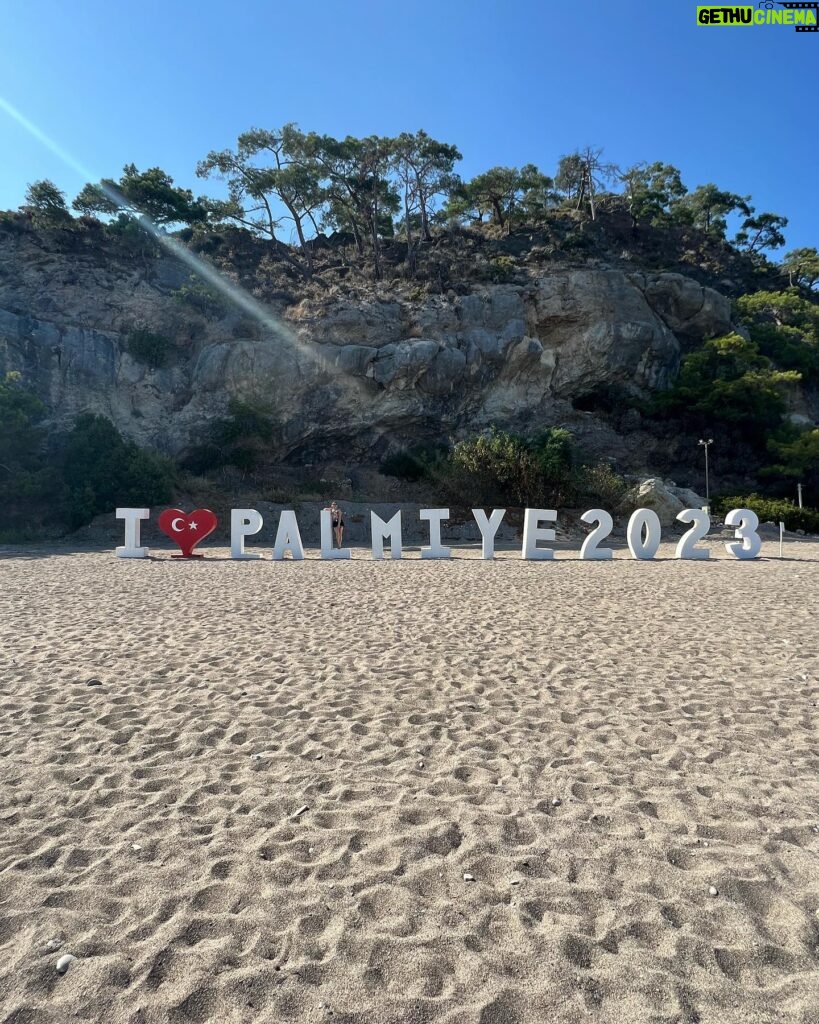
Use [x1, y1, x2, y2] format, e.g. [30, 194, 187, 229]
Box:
[0, 228, 733, 465]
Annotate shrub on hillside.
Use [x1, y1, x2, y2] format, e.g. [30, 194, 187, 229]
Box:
[60, 414, 176, 528]
[449, 427, 575, 506]
[379, 444, 447, 483]
[181, 398, 279, 476]
[126, 328, 172, 369]
[713, 494, 819, 534]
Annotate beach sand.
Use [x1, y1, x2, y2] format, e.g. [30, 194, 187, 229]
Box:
[1, 541, 818, 1024]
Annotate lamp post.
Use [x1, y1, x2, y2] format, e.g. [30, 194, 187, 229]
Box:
[698, 438, 713, 512]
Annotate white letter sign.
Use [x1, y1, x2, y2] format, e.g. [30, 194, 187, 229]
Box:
[371, 511, 402, 560]
[272, 511, 305, 561]
[231, 509, 263, 559]
[116, 508, 149, 558]
[522, 508, 557, 560]
[320, 509, 351, 560]
[420, 509, 451, 559]
[472, 508, 505, 560]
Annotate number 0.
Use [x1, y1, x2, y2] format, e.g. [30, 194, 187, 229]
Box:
[627, 508, 662, 560]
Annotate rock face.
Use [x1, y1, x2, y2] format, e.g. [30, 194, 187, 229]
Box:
[0, 232, 733, 460]
[621, 478, 708, 526]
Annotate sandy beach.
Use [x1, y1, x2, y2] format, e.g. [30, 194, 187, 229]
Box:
[1, 540, 819, 1024]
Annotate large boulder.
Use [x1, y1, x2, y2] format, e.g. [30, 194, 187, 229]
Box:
[631, 272, 732, 341]
[622, 479, 686, 526]
[621, 478, 708, 526]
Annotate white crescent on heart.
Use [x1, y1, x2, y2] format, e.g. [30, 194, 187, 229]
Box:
[170, 517, 185, 532]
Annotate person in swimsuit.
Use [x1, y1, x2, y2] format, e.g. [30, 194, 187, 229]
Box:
[329, 500, 344, 548]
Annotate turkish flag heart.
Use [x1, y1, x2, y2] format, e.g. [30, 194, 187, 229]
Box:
[157, 508, 218, 557]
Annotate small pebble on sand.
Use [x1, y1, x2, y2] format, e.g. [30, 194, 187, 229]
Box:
[56, 954, 75, 974]
[463, 873, 475, 881]
[551, 797, 562, 807]
[86, 679, 103, 687]
[709, 885, 719, 896]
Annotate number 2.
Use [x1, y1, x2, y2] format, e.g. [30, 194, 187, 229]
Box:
[675, 509, 711, 560]
[580, 509, 613, 560]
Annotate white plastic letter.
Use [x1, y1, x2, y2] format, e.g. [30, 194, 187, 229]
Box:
[472, 508, 505, 560]
[371, 511, 402, 560]
[675, 508, 711, 560]
[320, 509, 351, 560]
[724, 508, 761, 560]
[272, 510, 305, 561]
[522, 508, 557, 560]
[420, 509, 450, 559]
[116, 508, 149, 558]
[579, 508, 613, 560]
[231, 508, 263, 559]
[627, 508, 662, 560]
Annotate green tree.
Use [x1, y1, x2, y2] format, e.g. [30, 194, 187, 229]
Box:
[664, 332, 800, 444]
[671, 183, 751, 238]
[392, 130, 461, 261]
[449, 164, 553, 232]
[782, 247, 819, 290]
[736, 290, 819, 384]
[22, 180, 72, 227]
[60, 414, 175, 527]
[765, 428, 819, 503]
[197, 124, 325, 274]
[73, 164, 206, 227]
[555, 147, 616, 220]
[301, 132, 399, 277]
[0, 373, 52, 536]
[617, 162, 687, 227]
[734, 211, 788, 254]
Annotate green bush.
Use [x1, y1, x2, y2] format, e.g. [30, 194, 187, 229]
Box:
[713, 494, 819, 534]
[658, 333, 799, 446]
[449, 427, 575, 506]
[487, 255, 516, 282]
[171, 280, 225, 318]
[0, 372, 53, 534]
[105, 213, 159, 257]
[574, 462, 629, 507]
[126, 328, 172, 369]
[181, 398, 278, 475]
[736, 290, 819, 386]
[60, 414, 176, 528]
[380, 444, 447, 483]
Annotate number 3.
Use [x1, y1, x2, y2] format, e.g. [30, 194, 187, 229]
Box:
[724, 508, 761, 560]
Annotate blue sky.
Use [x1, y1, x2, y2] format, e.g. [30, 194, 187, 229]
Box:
[0, 0, 816, 252]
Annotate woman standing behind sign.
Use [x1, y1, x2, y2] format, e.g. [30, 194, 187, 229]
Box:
[328, 500, 345, 548]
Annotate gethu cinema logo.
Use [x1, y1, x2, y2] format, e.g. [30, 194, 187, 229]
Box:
[114, 506, 765, 561]
[697, 3, 819, 29]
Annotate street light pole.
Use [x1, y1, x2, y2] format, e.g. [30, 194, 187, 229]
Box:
[698, 438, 714, 511]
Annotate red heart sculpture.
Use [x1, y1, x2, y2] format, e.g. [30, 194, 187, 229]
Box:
[157, 508, 218, 557]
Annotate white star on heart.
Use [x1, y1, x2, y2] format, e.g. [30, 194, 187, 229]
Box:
[188, 520, 198, 531]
